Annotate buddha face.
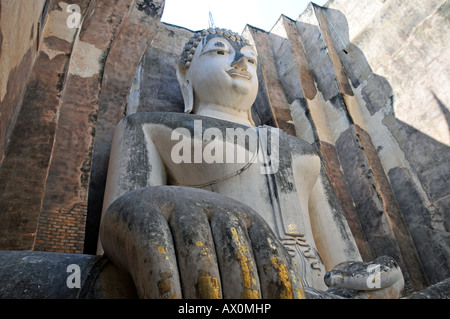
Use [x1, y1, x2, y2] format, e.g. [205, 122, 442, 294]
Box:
[177, 32, 259, 118]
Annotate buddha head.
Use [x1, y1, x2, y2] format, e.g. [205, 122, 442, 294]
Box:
[177, 28, 259, 125]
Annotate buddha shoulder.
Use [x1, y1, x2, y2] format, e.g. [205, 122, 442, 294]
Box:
[280, 130, 319, 158]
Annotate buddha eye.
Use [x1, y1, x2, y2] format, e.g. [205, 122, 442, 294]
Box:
[217, 50, 225, 55]
[247, 58, 255, 64]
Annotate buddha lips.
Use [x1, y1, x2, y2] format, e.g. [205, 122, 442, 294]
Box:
[226, 68, 252, 80]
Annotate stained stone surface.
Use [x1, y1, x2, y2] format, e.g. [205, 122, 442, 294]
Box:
[0, 250, 137, 299]
[0, 0, 448, 298]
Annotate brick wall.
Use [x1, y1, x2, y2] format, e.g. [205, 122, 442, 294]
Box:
[0, 0, 165, 254]
[34, 203, 87, 253]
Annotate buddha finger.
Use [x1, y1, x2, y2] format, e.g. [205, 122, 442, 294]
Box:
[169, 204, 222, 299]
[210, 208, 261, 299]
[100, 188, 182, 299]
[247, 217, 306, 299]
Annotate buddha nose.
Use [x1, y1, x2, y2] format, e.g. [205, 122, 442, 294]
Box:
[231, 52, 247, 71]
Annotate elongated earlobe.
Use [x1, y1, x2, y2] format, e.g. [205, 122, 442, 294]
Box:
[176, 63, 194, 113]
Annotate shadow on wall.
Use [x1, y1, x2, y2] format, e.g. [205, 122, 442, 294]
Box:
[315, 6, 450, 285]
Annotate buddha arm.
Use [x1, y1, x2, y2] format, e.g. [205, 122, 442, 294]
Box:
[102, 115, 168, 214]
[97, 115, 167, 254]
[287, 135, 361, 270]
[307, 165, 362, 270]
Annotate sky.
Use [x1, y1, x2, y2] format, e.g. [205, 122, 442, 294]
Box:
[161, 0, 329, 33]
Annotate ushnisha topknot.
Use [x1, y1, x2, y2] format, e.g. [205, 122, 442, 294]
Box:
[180, 27, 250, 68]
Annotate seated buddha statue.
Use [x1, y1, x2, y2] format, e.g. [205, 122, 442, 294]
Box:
[99, 28, 404, 299]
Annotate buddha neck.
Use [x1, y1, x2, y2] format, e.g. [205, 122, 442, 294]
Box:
[194, 103, 253, 126]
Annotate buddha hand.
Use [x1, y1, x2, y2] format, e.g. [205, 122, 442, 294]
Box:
[100, 185, 305, 299]
[324, 256, 405, 298]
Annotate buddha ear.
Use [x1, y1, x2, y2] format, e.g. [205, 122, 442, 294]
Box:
[176, 62, 194, 113]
